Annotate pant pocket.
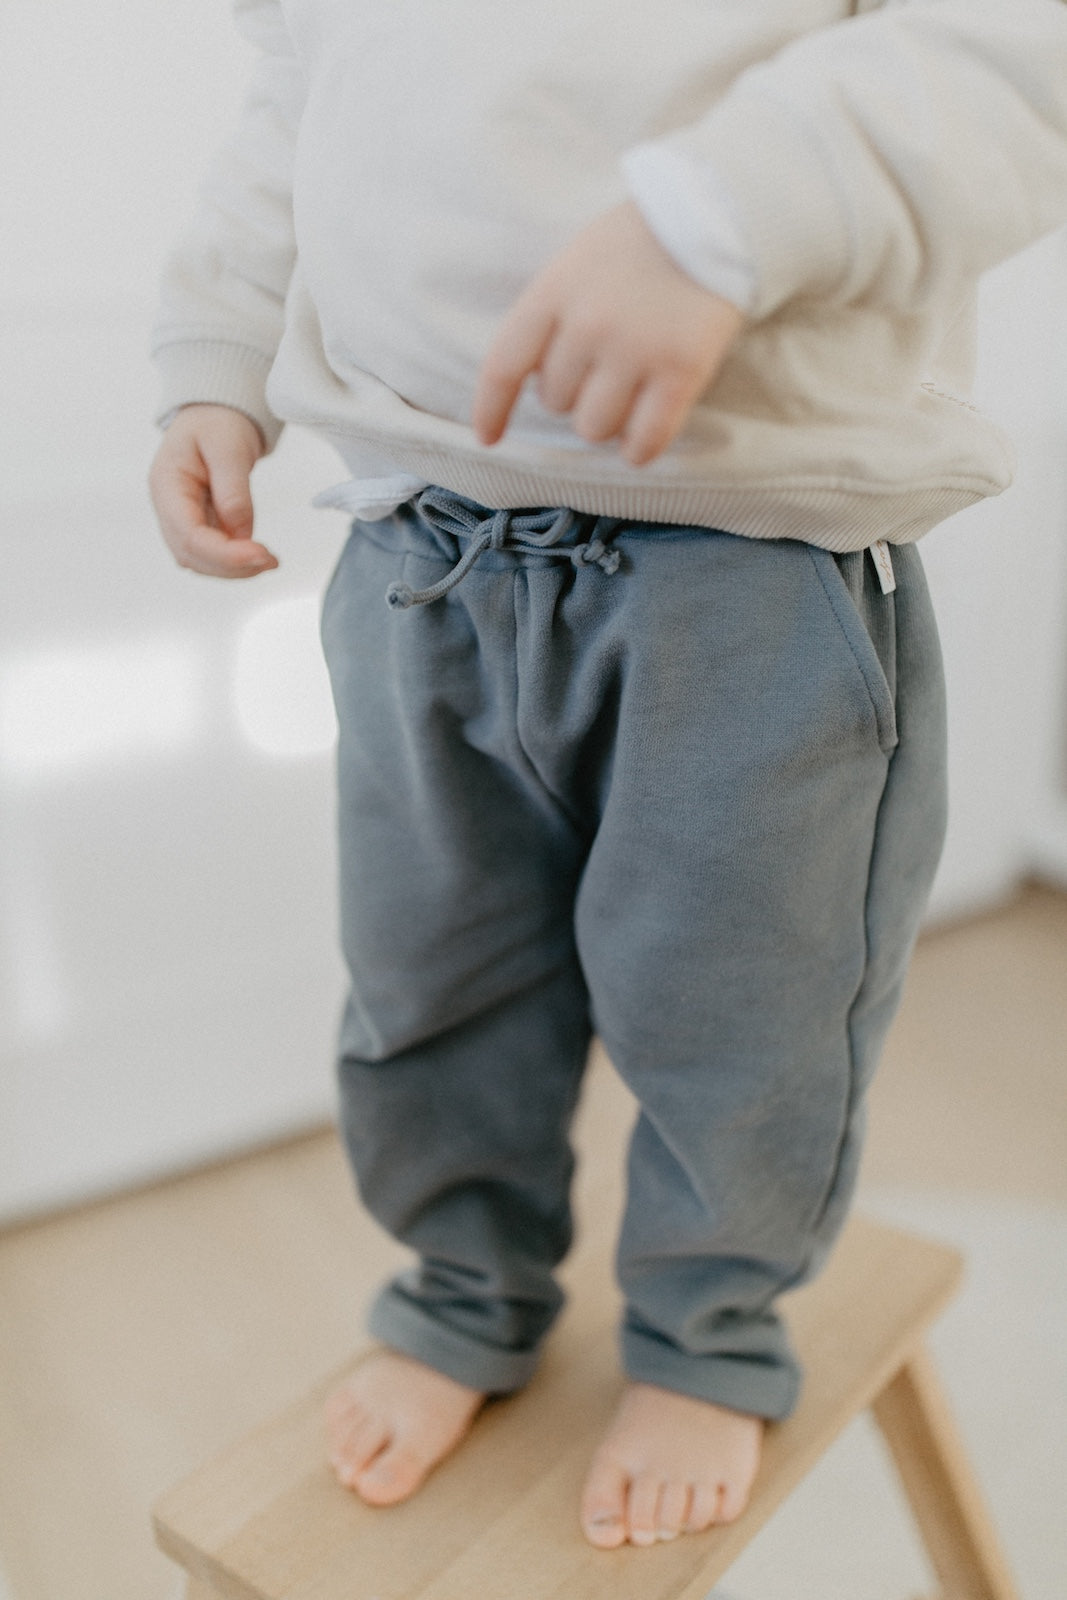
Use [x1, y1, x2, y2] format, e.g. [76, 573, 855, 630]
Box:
[807, 546, 898, 754]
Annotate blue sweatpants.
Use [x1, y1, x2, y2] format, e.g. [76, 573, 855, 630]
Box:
[320, 487, 947, 1421]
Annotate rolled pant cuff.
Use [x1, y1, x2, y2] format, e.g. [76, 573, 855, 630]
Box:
[367, 1284, 542, 1395]
[621, 1327, 801, 1422]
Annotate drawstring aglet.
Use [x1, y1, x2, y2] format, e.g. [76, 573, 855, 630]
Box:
[572, 539, 621, 576]
[385, 581, 416, 610]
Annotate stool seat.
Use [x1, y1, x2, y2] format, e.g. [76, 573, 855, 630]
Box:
[154, 1214, 1019, 1600]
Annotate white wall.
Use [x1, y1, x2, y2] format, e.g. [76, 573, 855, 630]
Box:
[0, 1, 353, 1221]
[1, 2, 1065, 1222]
[924, 229, 1067, 920]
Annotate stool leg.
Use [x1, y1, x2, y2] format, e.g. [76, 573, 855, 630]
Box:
[871, 1343, 1020, 1600]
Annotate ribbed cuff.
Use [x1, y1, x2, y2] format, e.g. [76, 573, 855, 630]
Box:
[367, 1282, 544, 1396]
[620, 1319, 802, 1422]
[150, 337, 284, 451]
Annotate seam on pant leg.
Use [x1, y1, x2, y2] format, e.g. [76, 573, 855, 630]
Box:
[768, 744, 893, 1310]
[509, 566, 593, 838]
[769, 556, 903, 1287]
[813, 770, 885, 1233]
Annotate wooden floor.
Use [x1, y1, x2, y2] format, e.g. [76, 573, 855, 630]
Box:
[1, 884, 1065, 1600]
[864, 882, 1067, 1205]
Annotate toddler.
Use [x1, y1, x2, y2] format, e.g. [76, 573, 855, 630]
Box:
[149, 0, 1067, 1550]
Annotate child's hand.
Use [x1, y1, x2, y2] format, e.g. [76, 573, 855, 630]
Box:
[148, 404, 278, 578]
[472, 201, 746, 467]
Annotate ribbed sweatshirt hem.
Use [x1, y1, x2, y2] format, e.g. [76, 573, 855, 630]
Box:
[323, 433, 990, 549]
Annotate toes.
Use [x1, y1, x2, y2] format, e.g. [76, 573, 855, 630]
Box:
[656, 1480, 691, 1542]
[683, 1476, 750, 1531]
[685, 1481, 723, 1533]
[584, 1469, 698, 1549]
[580, 1458, 629, 1549]
[625, 1472, 662, 1547]
[353, 1439, 431, 1506]
[325, 1385, 390, 1486]
[716, 1475, 749, 1524]
[330, 1415, 391, 1487]
[582, 1384, 762, 1549]
[324, 1355, 487, 1507]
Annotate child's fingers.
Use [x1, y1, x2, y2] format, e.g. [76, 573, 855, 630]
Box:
[570, 364, 643, 445]
[621, 368, 707, 467]
[150, 423, 278, 578]
[151, 460, 277, 579]
[197, 431, 263, 541]
[619, 303, 744, 464]
[175, 520, 279, 579]
[471, 301, 556, 445]
[148, 406, 277, 579]
[536, 330, 594, 417]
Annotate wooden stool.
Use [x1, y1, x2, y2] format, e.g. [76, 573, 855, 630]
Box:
[154, 1214, 1020, 1600]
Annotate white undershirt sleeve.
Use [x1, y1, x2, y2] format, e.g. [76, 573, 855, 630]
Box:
[621, 142, 758, 316]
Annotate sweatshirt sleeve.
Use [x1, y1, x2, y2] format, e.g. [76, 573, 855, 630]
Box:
[150, 0, 303, 450]
[632, 0, 1067, 324]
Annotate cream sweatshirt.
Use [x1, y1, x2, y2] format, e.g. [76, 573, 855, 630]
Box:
[151, 0, 1067, 550]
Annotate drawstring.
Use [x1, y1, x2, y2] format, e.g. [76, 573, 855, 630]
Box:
[384, 489, 622, 610]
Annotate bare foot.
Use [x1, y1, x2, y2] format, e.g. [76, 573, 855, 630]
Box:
[580, 1382, 763, 1549]
[325, 1350, 485, 1506]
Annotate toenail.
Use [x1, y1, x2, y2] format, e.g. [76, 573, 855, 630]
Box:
[656, 1529, 679, 1542]
[589, 1514, 622, 1528]
[630, 1529, 657, 1546]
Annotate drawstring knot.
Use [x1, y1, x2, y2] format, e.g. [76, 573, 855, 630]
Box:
[384, 490, 622, 609]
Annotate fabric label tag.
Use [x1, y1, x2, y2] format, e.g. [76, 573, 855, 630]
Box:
[870, 540, 896, 595]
